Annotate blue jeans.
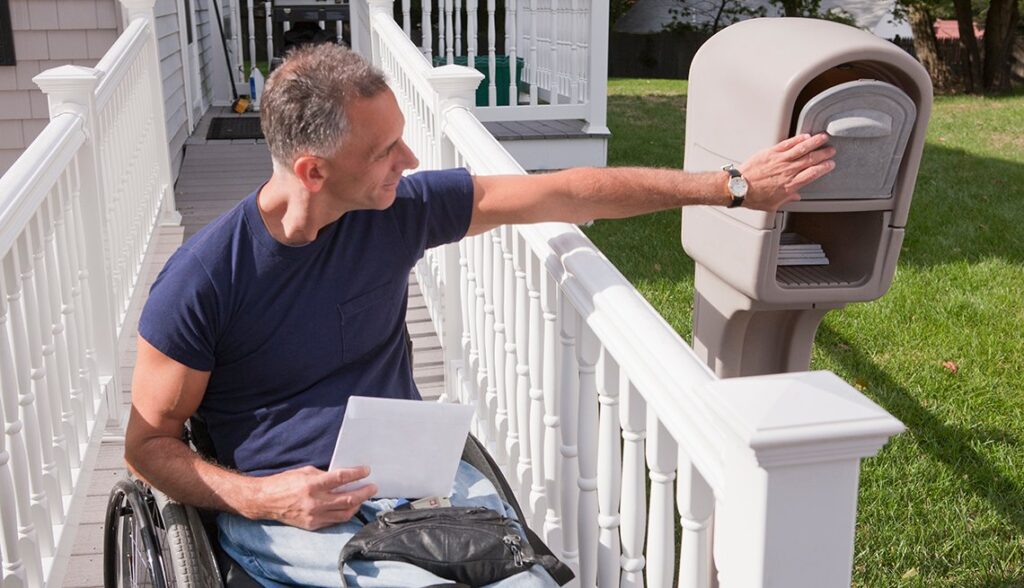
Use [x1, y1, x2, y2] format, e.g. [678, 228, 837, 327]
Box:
[218, 461, 560, 587]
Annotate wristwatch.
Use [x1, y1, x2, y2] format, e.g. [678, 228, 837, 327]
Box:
[722, 164, 748, 208]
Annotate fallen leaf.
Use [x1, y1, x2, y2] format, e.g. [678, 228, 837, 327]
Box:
[902, 567, 919, 579]
[942, 360, 959, 374]
[836, 342, 851, 351]
[853, 377, 868, 391]
[653, 263, 662, 272]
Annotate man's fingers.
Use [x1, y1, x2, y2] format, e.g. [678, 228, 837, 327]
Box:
[772, 133, 812, 152]
[788, 160, 835, 191]
[782, 132, 830, 160]
[320, 466, 371, 490]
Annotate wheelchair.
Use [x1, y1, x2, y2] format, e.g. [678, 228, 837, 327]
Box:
[103, 421, 530, 587]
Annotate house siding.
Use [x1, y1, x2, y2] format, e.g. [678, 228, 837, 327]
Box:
[155, 0, 188, 179]
[0, 0, 120, 175]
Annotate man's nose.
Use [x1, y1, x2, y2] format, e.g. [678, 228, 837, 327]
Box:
[398, 139, 419, 171]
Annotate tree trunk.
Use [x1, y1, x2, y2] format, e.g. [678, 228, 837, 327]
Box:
[952, 0, 982, 93]
[909, 5, 955, 91]
[982, 0, 1021, 92]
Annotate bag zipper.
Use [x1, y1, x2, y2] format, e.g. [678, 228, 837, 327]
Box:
[503, 534, 525, 567]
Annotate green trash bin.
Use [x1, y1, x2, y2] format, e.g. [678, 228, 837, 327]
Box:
[432, 55, 525, 107]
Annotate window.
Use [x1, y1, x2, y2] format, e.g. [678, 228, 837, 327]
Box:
[0, 0, 14, 66]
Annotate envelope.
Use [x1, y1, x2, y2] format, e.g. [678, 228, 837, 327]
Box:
[328, 396, 475, 499]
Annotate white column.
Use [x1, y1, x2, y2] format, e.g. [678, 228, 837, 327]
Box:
[34, 66, 121, 428]
[709, 371, 905, 587]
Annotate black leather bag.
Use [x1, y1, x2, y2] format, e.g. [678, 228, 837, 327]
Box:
[338, 506, 574, 587]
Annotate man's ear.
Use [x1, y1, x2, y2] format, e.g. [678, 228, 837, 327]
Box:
[292, 155, 327, 192]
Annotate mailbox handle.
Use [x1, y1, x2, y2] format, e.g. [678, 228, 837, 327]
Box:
[825, 109, 892, 138]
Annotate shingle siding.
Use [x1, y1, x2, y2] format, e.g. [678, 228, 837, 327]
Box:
[0, 0, 120, 175]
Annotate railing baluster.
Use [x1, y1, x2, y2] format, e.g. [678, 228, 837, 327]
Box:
[646, 411, 678, 587]
[445, 0, 455, 63]
[266, 2, 274, 63]
[575, 321, 599, 586]
[540, 271, 562, 554]
[247, 0, 256, 78]
[422, 0, 433, 58]
[481, 233, 497, 453]
[678, 450, 714, 588]
[467, 0, 477, 66]
[486, 0, 497, 106]
[549, 0, 558, 103]
[556, 291, 579, 572]
[596, 347, 622, 587]
[454, 0, 463, 56]
[507, 0, 517, 105]
[619, 377, 646, 587]
[500, 227, 519, 479]
[512, 230, 532, 501]
[528, 0, 538, 105]
[526, 249, 546, 531]
[490, 231, 508, 467]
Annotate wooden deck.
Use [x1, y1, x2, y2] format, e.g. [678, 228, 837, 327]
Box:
[59, 114, 444, 586]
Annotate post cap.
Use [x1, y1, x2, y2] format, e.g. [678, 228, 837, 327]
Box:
[33, 65, 101, 95]
[704, 370, 905, 466]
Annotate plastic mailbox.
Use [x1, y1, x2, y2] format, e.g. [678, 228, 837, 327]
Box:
[680, 18, 933, 377]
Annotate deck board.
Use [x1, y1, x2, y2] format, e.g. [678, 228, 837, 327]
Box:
[61, 112, 447, 586]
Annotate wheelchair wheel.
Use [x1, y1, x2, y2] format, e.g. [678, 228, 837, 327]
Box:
[153, 490, 222, 586]
[104, 480, 170, 588]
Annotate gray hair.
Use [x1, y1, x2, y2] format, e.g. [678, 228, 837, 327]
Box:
[260, 43, 389, 166]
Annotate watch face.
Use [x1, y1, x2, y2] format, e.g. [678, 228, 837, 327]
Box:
[729, 176, 749, 197]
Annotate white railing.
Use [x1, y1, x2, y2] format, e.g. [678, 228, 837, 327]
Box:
[371, 3, 905, 585]
[388, 0, 608, 127]
[0, 0, 176, 585]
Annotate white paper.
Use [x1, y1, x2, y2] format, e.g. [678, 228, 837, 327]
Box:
[328, 396, 475, 499]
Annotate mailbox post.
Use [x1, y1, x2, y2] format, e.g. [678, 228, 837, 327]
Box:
[681, 18, 933, 378]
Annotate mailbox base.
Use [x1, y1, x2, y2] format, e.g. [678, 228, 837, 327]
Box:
[692, 265, 845, 378]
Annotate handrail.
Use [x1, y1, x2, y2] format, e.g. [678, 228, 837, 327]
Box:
[0, 114, 86, 260]
[94, 18, 150, 109]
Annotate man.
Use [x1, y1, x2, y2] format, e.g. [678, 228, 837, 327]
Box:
[125, 44, 834, 587]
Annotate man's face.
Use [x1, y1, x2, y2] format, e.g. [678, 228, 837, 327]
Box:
[322, 89, 419, 212]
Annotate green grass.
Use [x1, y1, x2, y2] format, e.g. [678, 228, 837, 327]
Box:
[586, 79, 1024, 587]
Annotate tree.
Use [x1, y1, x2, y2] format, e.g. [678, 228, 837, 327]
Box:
[980, 0, 1021, 91]
[908, 3, 958, 90]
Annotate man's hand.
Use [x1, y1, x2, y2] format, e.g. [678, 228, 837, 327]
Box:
[739, 133, 836, 212]
[253, 465, 378, 530]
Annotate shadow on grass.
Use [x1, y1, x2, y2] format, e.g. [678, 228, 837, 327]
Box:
[899, 144, 1024, 269]
[817, 322, 1024, 539]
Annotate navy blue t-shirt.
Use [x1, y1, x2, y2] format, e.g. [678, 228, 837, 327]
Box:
[139, 169, 474, 476]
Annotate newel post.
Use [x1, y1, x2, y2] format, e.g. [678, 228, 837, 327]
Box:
[585, 0, 609, 137]
[425, 64, 484, 401]
[33, 66, 123, 429]
[708, 371, 904, 587]
[119, 0, 182, 227]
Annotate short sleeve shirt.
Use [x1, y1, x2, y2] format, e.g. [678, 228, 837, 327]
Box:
[139, 169, 474, 476]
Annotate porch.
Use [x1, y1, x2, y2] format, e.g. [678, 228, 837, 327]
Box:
[0, 1, 904, 587]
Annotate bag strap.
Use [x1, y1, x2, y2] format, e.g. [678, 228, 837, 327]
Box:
[524, 526, 575, 586]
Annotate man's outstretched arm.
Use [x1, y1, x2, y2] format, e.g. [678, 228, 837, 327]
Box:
[124, 337, 377, 530]
[467, 133, 835, 235]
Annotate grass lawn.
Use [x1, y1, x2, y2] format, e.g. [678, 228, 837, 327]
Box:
[585, 79, 1024, 587]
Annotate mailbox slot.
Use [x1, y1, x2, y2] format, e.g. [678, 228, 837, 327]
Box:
[774, 211, 885, 289]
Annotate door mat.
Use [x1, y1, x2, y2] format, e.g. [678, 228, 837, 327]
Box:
[206, 117, 264, 140]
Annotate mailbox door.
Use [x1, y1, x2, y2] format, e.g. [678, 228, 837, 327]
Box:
[796, 80, 916, 200]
